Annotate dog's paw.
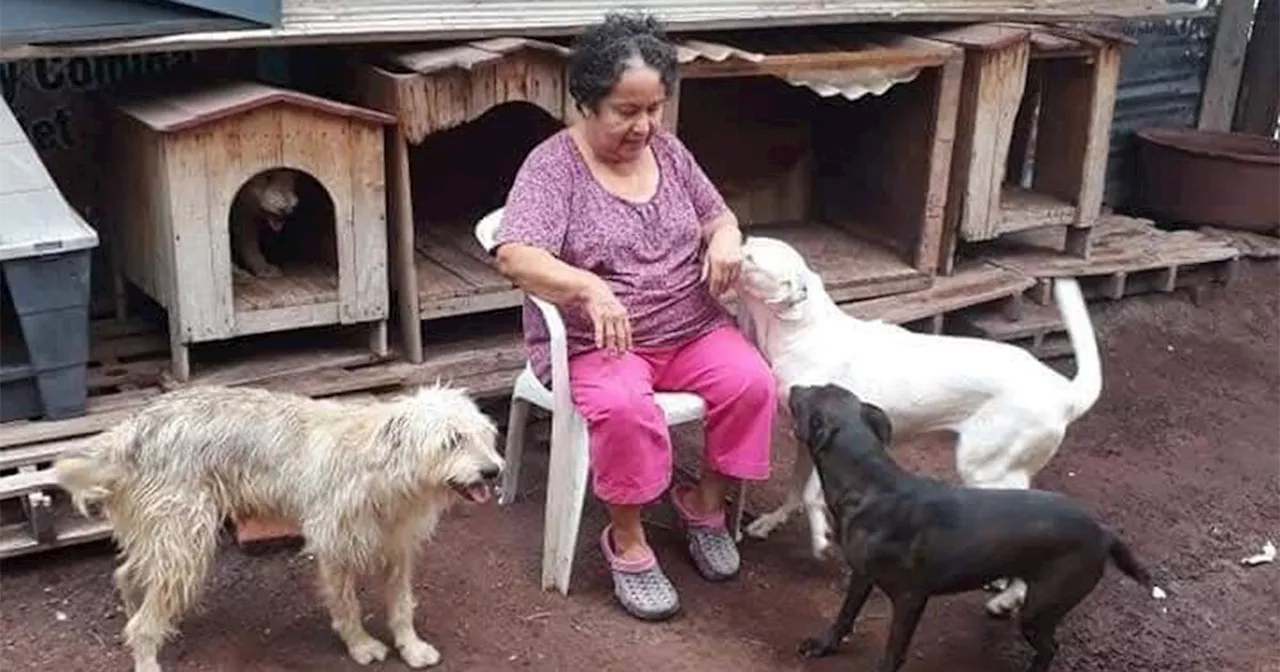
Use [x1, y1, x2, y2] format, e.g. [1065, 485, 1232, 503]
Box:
[745, 514, 781, 540]
[399, 639, 441, 668]
[810, 536, 839, 561]
[347, 638, 390, 665]
[984, 592, 1022, 619]
[253, 264, 284, 279]
[798, 637, 836, 659]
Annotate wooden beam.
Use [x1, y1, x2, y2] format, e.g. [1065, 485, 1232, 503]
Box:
[1198, 0, 1258, 131]
[1234, 0, 1280, 135]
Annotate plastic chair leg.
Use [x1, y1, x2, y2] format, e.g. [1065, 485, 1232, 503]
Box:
[499, 398, 531, 506]
[541, 411, 592, 595]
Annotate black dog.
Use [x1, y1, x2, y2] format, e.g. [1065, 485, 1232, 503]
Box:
[788, 383, 1166, 672]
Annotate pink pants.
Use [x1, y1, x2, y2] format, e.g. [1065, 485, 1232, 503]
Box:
[569, 325, 776, 505]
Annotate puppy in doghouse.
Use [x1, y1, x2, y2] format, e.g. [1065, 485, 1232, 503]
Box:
[55, 383, 504, 672]
[787, 382, 1166, 672]
[230, 168, 299, 279]
[733, 235, 1103, 616]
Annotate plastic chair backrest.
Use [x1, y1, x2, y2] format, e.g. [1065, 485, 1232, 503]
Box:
[474, 207, 505, 253]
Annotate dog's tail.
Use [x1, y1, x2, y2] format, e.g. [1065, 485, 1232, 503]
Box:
[1107, 532, 1168, 600]
[1052, 276, 1102, 422]
[53, 430, 125, 518]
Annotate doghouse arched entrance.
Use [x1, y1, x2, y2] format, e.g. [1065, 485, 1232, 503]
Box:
[228, 167, 338, 312]
[410, 101, 565, 230]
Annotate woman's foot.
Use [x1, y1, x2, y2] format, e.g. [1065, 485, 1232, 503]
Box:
[672, 483, 740, 582]
[600, 525, 680, 621]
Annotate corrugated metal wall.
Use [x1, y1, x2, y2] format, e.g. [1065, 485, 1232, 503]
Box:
[1103, 7, 1216, 208]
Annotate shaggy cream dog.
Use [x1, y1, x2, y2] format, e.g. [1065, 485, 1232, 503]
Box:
[55, 384, 504, 672]
[733, 236, 1102, 616]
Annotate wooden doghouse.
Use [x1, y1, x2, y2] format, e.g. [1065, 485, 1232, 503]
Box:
[352, 38, 636, 363]
[671, 31, 964, 302]
[929, 24, 1134, 273]
[105, 80, 395, 380]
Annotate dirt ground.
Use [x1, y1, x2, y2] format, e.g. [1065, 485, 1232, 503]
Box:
[2, 261, 1277, 672]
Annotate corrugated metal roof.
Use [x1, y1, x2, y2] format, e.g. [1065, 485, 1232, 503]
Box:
[0, 98, 98, 262]
[110, 79, 396, 132]
[388, 32, 953, 104]
[0, 0, 1209, 61]
[673, 32, 955, 99]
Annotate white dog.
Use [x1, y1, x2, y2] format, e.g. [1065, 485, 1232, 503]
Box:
[55, 384, 504, 672]
[733, 236, 1102, 616]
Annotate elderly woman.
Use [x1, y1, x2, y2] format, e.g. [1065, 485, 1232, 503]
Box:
[492, 12, 776, 621]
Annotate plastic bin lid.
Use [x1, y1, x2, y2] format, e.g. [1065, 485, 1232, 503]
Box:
[0, 98, 99, 262]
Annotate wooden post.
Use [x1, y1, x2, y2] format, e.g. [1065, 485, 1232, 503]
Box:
[389, 133, 424, 363]
[1234, 0, 1279, 136]
[920, 55, 964, 275]
[1198, 0, 1257, 131]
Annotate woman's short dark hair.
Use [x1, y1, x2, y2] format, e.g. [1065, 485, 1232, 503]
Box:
[567, 11, 679, 112]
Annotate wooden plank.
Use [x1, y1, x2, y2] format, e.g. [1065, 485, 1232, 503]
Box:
[753, 222, 923, 297]
[1199, 226, 1280, 259]
[978, 41, 1030, 241]
[1199, 0, 1258, 131]
[232, 263, 339, 312]
[0, 436, 86, 470]
[0, 406, 137, 450]
[999, 186, 1078, 233]
[414, 252, 485, 302]
[844, 261, 1035, 324]
[281, 107, 354, 332]
[954, 300, 1064, 341]
[186, 346, 379, 388]
[981, 215, 1240, 278]
[927, 24, 1032, 51]
[0, 517, 113, 560]
[0, 467, 57, 500]
[169, 130, 228, 343]
[343, 121, 390, 325]
[916, 54, 964, 274]
[1073, 44, 1122, 232]
[1234, 0, 1280, 136]
[415, 230, 512, 293]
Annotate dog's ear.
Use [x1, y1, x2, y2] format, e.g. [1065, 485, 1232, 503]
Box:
[859, 403, 893, 447]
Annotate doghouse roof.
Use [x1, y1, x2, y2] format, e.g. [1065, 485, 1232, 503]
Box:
[386, 31, 962, 103]
[928, 22, 1138, 53]
[112, 79, 397, 134]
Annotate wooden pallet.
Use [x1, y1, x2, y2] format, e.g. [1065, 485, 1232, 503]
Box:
[0, 319, 528, 560]
[842, 260, 1037, 334]
[951, 300, 1074, 359]
[979, 215, 1242, 304]
[1198, 226, 1280, 260]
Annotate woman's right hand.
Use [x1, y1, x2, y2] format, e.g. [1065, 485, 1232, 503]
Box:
[580, 276, 632, 355]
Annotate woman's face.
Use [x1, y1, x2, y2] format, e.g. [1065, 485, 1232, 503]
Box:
[584, 62, 667, 163]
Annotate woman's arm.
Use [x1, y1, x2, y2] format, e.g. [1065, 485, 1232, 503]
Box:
[496, 243, 633, 353]
[702, 210, 742, 248]
[494, 243, 599, 307]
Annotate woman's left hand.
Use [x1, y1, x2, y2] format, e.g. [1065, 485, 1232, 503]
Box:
[702, 223, 744, 298]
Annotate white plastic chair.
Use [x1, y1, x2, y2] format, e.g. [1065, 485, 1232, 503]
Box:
[475, 208, 746, 595]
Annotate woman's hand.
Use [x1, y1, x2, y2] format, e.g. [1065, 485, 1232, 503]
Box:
[702, 221, 744, 298]
[580, 275, 632, 355]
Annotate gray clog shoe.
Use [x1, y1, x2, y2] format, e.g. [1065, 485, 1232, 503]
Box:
[600, 525, 681, 621]
[671, 484, 741, 582]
